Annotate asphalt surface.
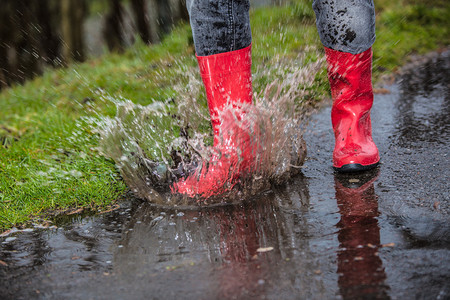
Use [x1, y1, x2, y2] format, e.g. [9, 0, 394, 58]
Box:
[1, 50, 449, 300]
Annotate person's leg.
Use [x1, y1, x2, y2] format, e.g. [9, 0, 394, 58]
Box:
[186, 0, 252, 56]
[313, 0, 376, 55]
[313, 0, 379, 172]
[172, 0, 256, 198]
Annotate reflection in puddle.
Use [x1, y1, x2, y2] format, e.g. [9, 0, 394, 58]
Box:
[110, 171, 391, 299]
[334, 170, 390, 299]
[113, 175, 318, 298]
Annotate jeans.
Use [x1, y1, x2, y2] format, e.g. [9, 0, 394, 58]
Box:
[186, 0, 375, 56]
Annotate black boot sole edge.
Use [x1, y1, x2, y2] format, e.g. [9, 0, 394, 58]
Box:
[334, 161, 380, 173]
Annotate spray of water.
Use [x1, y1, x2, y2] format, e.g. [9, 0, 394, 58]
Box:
[89, 50, 325, 206]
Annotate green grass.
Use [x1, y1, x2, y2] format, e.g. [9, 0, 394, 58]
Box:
[0, 0, 448, 231]
[373, 0, 449, 72]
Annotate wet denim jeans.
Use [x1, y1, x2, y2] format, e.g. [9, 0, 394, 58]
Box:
[186, 0, 375, 56]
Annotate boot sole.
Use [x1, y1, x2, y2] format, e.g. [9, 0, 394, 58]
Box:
[334, 162, 379, 173]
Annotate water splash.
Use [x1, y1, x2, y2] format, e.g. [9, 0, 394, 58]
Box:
[90, 50, 325, 205]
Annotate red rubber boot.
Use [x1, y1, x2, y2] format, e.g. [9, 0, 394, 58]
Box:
[171, 45, 258, 198]
[325, 47, 380, 172]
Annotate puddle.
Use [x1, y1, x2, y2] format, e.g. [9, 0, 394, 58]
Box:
[1, 51, 449, 299]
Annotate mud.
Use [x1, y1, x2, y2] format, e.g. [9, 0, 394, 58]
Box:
[1, 50, 449, 300]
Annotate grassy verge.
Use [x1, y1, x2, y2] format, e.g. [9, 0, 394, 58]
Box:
[0, 0, 448, 231]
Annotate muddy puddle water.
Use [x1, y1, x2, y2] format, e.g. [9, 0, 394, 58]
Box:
[1, 51, 449, 299]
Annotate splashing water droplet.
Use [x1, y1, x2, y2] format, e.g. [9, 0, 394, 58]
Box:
[85, 50, 325, 206]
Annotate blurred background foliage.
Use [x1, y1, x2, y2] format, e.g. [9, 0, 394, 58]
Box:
[0, 0, 189, 89]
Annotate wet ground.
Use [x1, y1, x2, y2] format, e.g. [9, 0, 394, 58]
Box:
[1, 50, 449, 299]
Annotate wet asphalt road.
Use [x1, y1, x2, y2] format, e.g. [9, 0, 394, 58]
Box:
[1, 50, 449, 299]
